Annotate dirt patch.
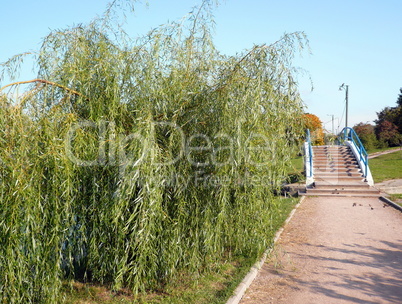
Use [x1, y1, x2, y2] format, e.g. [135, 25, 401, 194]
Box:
[240, 197, 402, 304]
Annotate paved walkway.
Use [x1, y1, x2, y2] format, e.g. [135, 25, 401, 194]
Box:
[368, 147, 402, 159]
[375, 179, 402, 195]
[369, 149, 402, 195]
[240, 196, 402, 304]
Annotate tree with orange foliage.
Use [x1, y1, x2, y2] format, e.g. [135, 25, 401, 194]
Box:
[303, 113, 325, 145]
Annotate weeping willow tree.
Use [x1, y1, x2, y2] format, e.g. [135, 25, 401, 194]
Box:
[0, 1, 307, 302]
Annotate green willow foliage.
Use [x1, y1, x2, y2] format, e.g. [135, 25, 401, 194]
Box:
[0, 1, 307, 302]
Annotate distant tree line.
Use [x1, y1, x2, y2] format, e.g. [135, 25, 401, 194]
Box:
[303, 113, 325, 145]
[354, 88, 402, 150]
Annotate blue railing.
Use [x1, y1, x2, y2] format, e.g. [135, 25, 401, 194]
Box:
[306, 129, 313, 178]
[340, 127, 368, 178]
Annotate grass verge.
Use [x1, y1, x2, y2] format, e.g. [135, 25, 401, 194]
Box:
[287, 155, 305, 183]
[389, 194, 402, 207]
[63, 197, 300, 304]
[369, 150, 402, 183]
[390, 194, 402, 200]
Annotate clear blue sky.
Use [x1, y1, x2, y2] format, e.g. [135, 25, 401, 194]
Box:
[1, 0, 401, 132]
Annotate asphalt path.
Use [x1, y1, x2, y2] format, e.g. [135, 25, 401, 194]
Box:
[240, 196, 402, 304]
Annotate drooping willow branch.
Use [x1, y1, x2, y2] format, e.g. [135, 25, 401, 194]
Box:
[0, 78, 85, 98]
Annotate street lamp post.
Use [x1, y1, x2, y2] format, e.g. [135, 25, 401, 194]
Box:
[339, 83, 349, 139]
[327, 114, 334, 134]
[339, 83, 349, 129]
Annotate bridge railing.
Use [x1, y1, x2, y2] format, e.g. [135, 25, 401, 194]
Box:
[340, 127, 368, 178]
[305, 129, 313, 180]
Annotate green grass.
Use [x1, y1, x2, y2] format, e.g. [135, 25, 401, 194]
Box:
[290, 156, 304, 174]
[63, 197, 300, 304]
[62, 261, 250, 304]
[389, 193, 402, 203]
[369, 150, 402, 183]
[63, 261, 251, 304]
[389, 193, 402, 207]
[286, 155, 305, 183]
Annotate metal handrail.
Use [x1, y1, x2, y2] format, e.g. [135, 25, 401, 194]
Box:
[306, 129, 313, 178]
[340, 127, 368, 177]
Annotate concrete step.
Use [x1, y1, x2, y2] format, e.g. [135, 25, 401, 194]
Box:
[314, 164, 359, 168]
[299, 189, 380, 197]
[314, 169, 361, 174]
[314, 159, 357, 164]
[313, 148, 350, 152]
[313, 151, 352, 155]
[314, 152, 355, 156]
[313, 157, 356, 162]
[313, 152, 351, 156]
[304, 145, 377, 197]
[314, 167, 360, 171]
[315, 172, 363, 177]
[314, 174, 364, 180]
[314, 176, 365, 182]
[315, 173, 363, 177]
[314, 165, 360, 171]
[313, 183, 370, 190]
[314, 155, 355, 158]
[314, 169, 361, 173]
[314, 159, 356, 163]
[306, 188, 380, 194]
[313, 148, 352, 152]
[314, 149, 352, 152]
[313, 154, 355, 159]
[314, 161, 359, 166]
[314, 155, 353, 158]
[314, 170, 361, 174]
[312, 145, 348, 148]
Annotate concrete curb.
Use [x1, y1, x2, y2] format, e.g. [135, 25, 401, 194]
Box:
[380, 196, 402, 212]
[225, 196, 306, 304]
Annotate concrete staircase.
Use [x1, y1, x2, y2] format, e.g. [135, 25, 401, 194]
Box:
[304, 145, 380, 197]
